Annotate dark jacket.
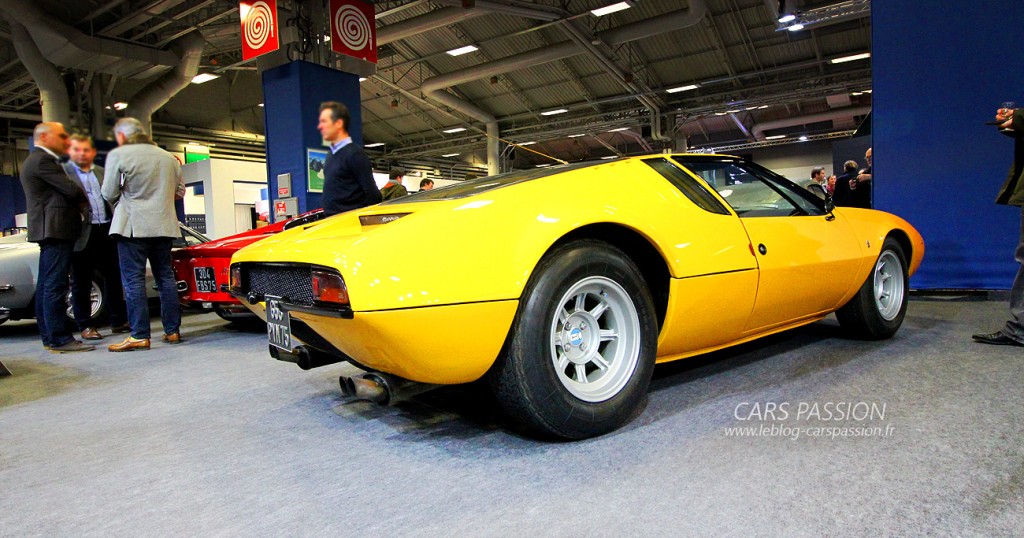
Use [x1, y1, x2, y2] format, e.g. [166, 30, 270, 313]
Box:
[380, 182, 409, 201]
[322, 144, 382, 216]
[833, 169, 871, 209]
[997, 109, 1024, 206]
[20, 148, 88, 243]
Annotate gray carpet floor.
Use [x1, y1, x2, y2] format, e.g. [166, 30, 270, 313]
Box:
[0, 299, 1022, 537]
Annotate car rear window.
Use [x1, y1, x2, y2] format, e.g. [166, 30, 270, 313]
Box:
[643, 158, 731, 215]
[383, 160, 606, 203]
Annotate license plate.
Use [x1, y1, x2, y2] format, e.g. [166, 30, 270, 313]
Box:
[193, 267, 218, 293]
[266, 297, 292, 351]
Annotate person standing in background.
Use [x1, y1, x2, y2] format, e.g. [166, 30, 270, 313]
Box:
[317, 101, 381, 216]
[64, 134, 128, 340]
[380, 168, 409, 200]
[832, 160, 861, 208]
[20, 122, 94, 353]
[419, 178, 434, 191]
[102, 118, 185, 352]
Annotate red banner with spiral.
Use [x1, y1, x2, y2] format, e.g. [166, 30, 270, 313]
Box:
[240, 0, 279, 61]
[329, 0, 377, 64]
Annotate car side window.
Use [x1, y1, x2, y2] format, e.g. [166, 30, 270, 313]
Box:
[674, 160, 825, 218]
[643, 158, 731, 215]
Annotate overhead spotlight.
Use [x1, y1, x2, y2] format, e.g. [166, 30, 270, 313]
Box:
[257, 103, 264, 107]
[359, 77, 367, 82]
[798, 135, 809, 141]
[787, 23, 805, 32]
[390, 99, 399, 108]
[191, 73, 220, 84]
[778, 14, 796, 24]
[113, 102, 128, 111]
[447, 45, 478, 56]
[777, 0, 798, 23]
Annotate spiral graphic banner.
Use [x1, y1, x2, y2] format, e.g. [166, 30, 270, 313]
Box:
[330, 0, 377, 64]
[240, 0, 279, 61]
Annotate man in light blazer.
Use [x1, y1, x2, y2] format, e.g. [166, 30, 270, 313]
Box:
[64, 134, 128, 340]
[20, 122, 94, 353]
[101, 118, 185, 352]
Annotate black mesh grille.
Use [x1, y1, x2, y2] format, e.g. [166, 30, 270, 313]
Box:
[248, 265, 314, 305]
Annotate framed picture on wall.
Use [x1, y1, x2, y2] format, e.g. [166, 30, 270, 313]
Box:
[307, 148, 329, 193]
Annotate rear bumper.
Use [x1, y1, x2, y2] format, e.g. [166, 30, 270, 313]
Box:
[244, 299, 519, 384]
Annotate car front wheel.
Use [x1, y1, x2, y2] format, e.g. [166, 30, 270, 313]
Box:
[488, 240, 658, 440]
[836, 237, 909, 340]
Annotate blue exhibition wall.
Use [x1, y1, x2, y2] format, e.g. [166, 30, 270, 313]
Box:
[0, 174, 27, 230]
[874, 1, 1024, 288]
[262, 60, 362, 221]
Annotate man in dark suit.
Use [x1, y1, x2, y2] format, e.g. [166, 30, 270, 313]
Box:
[317, 101, 381, 217]
[20, 122, 94, 353]
[64, 134, 128, 340]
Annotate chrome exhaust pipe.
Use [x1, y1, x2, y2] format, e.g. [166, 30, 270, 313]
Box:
[338, 372, 440, 405]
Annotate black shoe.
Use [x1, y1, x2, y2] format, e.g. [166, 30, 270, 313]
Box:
[971, 331, 1024, 347]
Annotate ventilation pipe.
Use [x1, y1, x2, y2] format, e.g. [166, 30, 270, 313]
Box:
[377, 7, 490, 45]
[0, 0, 178, 78]
[751, 106, 872, 140]
[5, 19, 69, 126]
[420, 0, 708, 173]
[126, 31, 206, 135]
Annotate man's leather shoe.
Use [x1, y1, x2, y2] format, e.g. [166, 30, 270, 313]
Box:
[49, 340, 95, 353]
[108, 337, 151, 352]
[971, 331, 1024, 346]
[111, 323, 131, 334]
[162, 332, 182, 344]
[81, 327, 103, 340]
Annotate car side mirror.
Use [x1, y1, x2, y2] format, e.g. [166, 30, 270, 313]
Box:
[824, 197, 835, 214]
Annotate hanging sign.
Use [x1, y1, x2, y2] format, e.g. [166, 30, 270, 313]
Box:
[240, 0, 279, 61]
[329, 0, 377, 64]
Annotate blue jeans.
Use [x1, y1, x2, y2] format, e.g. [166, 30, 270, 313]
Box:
[117, 237, 180, 340]
[34, 239, 74, 347]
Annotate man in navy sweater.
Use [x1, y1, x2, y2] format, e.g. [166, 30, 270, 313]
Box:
[317, 101, 381, 216]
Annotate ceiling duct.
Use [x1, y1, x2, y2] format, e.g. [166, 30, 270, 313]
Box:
[5, 19, 69, 126]
[751, 106, 871, 140]
[0, 0, 179, 78]
[377, 7, 489, 46]
[127, 31, 206, 134]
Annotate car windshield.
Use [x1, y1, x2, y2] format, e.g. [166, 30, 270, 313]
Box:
[383, 160, 606, 203]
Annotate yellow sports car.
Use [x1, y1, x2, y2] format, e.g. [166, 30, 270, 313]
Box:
[229, 154, 924, 440]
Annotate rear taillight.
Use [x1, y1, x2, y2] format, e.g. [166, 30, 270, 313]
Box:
[229, 265, 242, 292]
[312, 269, 348, 305]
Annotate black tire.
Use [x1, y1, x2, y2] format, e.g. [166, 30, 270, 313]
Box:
[488, 240, 659, 440]
[65, 275, 106, 325]
[836, 237, 909, 340]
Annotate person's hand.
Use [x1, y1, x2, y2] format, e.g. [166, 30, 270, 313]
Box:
[856, 173, 871, 183]
[1002, 115, 1015, 129]
[998, 108, 1015, 122]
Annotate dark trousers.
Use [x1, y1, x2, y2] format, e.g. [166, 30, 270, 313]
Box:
[1004, 207, 1024, 343]
[34, 239, 74, 347]
[70, 222, 126, 330]
[117, 237, 180, 340]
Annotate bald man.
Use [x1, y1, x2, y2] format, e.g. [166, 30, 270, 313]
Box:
[20, 122, 94, 353]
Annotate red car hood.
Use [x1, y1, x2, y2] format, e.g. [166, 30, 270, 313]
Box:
[173, 222, 286, 259]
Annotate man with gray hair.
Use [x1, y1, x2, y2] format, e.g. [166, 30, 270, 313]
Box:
[102, 117, 185, 352]
[21, 122, 94, 353]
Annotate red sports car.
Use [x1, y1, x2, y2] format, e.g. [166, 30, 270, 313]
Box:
[172, 210, 324, 321]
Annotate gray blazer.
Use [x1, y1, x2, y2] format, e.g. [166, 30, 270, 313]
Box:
[101, 142, 184, 239]
[63, 162, 107, 223]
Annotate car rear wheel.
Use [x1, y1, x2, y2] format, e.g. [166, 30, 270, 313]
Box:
[488, 240, 658, 440]
[836, 237, 908, 340]
[65, 277, 105, 325]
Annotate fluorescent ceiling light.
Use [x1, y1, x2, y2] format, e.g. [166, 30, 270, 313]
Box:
[442, 153, 460, 157]
[864, 89, 872, 93]
[851, 92, 864, 96]
[831, 52, 871, 64]
[714, 112, 728, 116]
[778, 14, 797, 24]
[726, 109, 741, 114]
[798, 135, 809, 141]
[787, 23, 805, 32]
[359, 77, 367, 82]
[257, 103, 264, 107]
[365, 142, 385, 148]
[113, 102, 128, 110]
[666, 84, 699, 93]
[765, 135, 786, 140]
[758, 105, 770, 109]
[447, 45, 478, 56]
[746, 106, 759, 111]
[608, 127, 631, 132]
[191, 73, 220, 84]
[443, 127, 467, 133]
[535, 163, 551, 168]
[541, 108, 568, 116]
[600, 155, 618, 159]
[568, 134, 586, 138]
[591, 2, 632, 17]
[520, 141, 537, 146]
[324, 35, 331, 42]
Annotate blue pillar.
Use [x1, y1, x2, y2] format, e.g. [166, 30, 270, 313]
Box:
[262, 60, 363, 221]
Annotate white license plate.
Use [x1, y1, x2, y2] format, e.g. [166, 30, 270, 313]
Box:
[193, 267, 218, 293]
[266, 297, 292, 351]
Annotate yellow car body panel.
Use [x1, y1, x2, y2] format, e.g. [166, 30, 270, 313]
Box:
[232, 155, 925, 385]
